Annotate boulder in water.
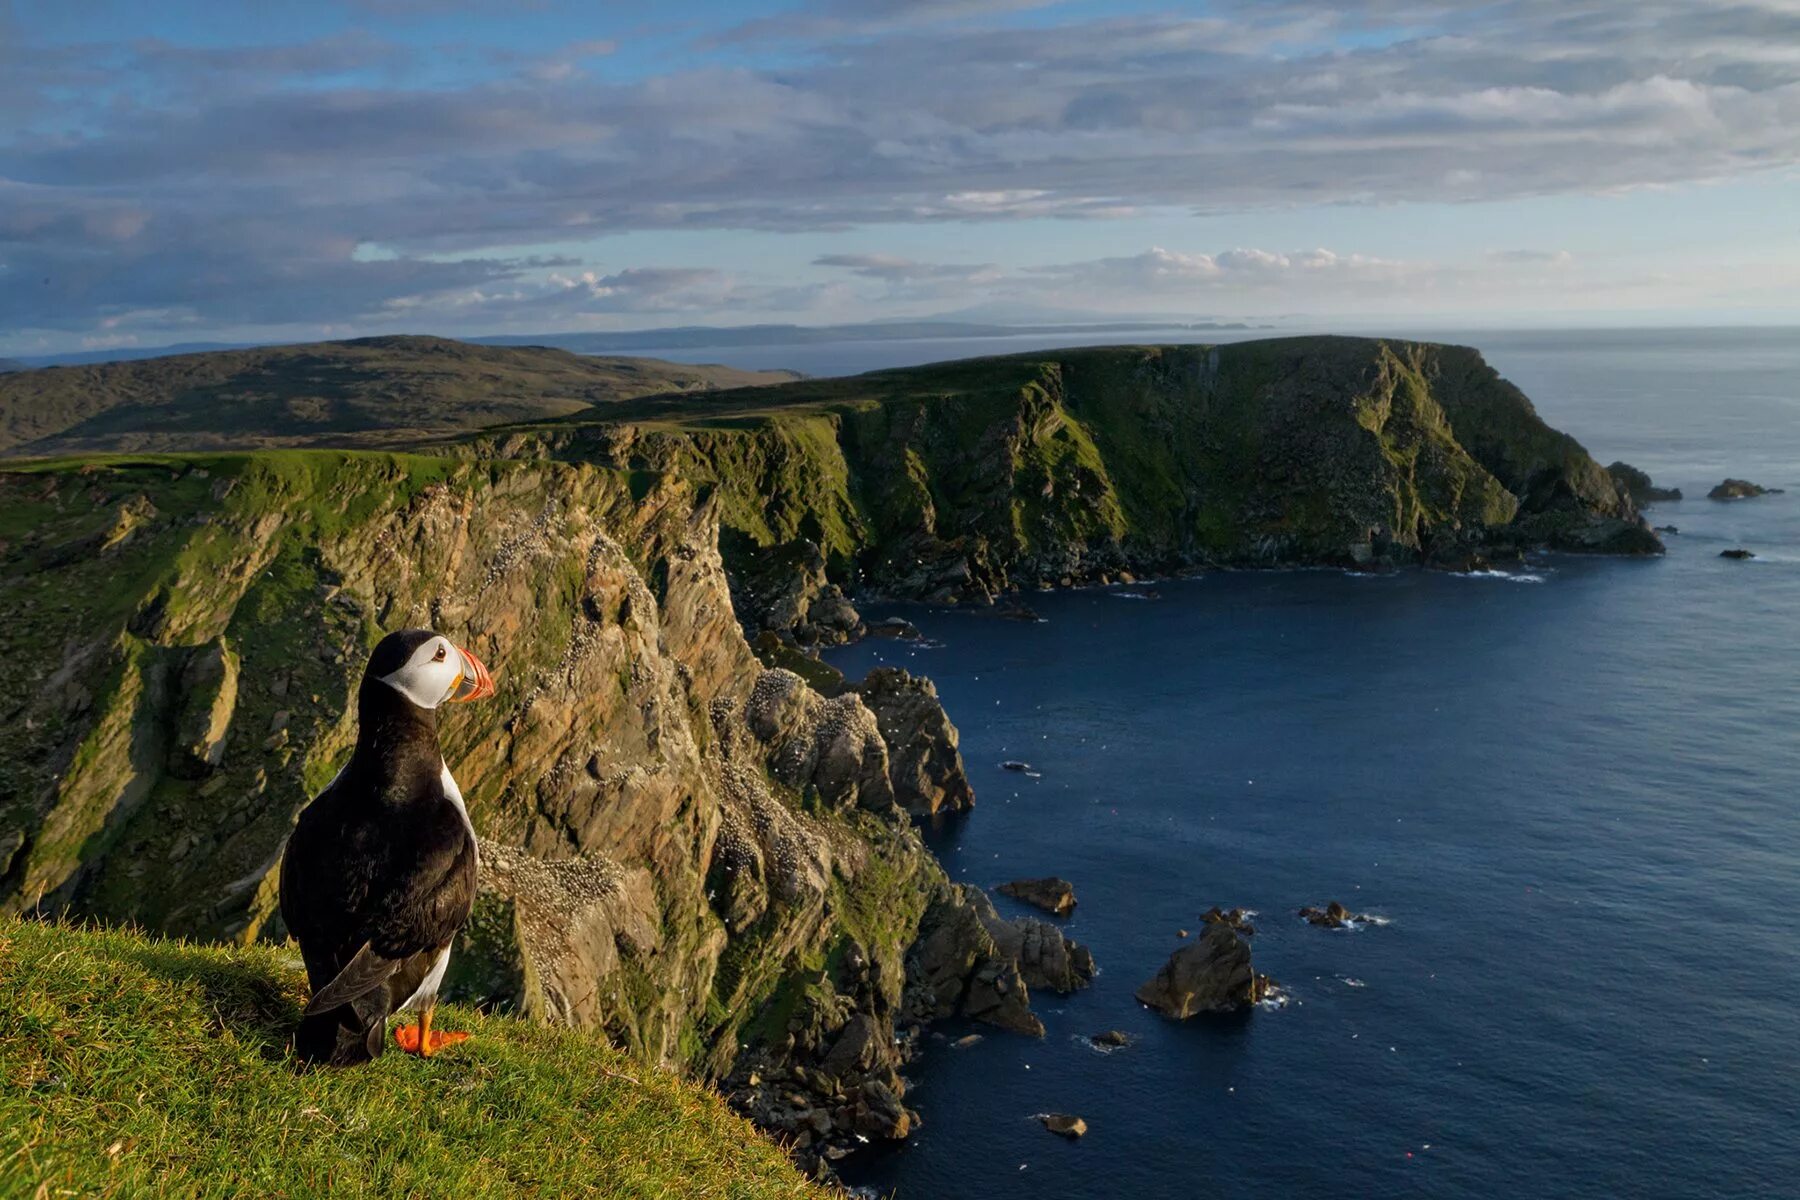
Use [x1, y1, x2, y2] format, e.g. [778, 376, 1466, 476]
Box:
[1298, 900, 1368, 929]
[1134, 924, 1272, 1017]
[1709, 478, 1783, 500]
[1040, 1113, 1088, 1139]
[1720, 548, 1756, 560]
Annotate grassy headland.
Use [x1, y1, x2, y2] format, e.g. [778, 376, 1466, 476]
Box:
[0, 918, 824, 1199]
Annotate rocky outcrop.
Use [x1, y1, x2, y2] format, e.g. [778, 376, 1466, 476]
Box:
[1299, 900, 1369, 928]
[1606, 462, 1682, 503]
[745, 668, 896, 815]
[998, 876, 1077, 916]
[727, 537, 865, 646]
[1040, 1114, 1088, 1139]
[450, 843, 661, 1027]
[1135, 924, 1274, 1018]
[1721, 548, 1756, 560]
[906, 884, 1094, 1038]
[1200, 905, 1255, 936]
[854, 668, 974, 817]
[1709, 478, 1783, 499]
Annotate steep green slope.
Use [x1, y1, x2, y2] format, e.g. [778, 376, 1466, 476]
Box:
[491, 338, 1656, 614]
[0, 918, 823, 1200]
[0, 335, 797, 457]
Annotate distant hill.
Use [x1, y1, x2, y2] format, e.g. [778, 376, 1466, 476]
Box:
[8, 316, 1266, 369]
[0, 335, 797, 456]
[0, 359, 21, 374]
[477, 317, 1250, 354]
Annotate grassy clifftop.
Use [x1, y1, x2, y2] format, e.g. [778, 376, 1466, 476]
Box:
[495, 337, 1652, 601]
[0, 918, 823, 1199]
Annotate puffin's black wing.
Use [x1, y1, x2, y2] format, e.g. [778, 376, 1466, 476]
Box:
[301, 825, 477, 1015]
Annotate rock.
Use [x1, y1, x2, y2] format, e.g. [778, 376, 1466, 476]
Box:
[1001, 760, 1033, 773]
[867, 616, 923, 640]
[852, 1078, 912, 1140]
[997, 876, 1076, 916]
[989, 915, 1096, 995]
[820, 1013, 879, 1080]
[1175, 928, 1189, 939]
[1090, 1030, 1131, 1049]
[745, 668, 897, 813]
[907, 884, 1093, 1037]
[1298, 900, 1368, 928]
[448, 843, 661, 1025]
[1605, 462, 1682, 503]
[1200, 905, 1255, 935]
[994, 600, 1042, 623]
[1654, 525, 1678, 534]
[1040, 1113, 1087, 1139]
[166, 638, 239, 779]
[1721, 548, 1757, 560]
[951, 1034, 984, 1049]
[854, 667, 975, 816]
[1135, 924, 1272, 1018]
[1709, 478, 1782, 500]
[1536, 514, 1665, 556]
[727, 537, 865, 645]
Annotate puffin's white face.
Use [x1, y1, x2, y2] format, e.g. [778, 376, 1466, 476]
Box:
[378, 634, 495, 710]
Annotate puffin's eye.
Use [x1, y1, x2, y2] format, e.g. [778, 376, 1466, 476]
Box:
[433, 645, 448, 662]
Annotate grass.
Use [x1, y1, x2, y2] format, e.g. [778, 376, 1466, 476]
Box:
[0, 336, 798, 458]
[0, 919, 826, 1200]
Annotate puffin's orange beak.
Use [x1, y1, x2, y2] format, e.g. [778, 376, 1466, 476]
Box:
[447, 644, 495, 703]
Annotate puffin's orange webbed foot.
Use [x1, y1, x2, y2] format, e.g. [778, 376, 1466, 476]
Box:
[393, 1023, 470, 1056]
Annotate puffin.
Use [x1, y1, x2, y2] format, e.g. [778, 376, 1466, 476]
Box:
[280, 627, 495, 1065]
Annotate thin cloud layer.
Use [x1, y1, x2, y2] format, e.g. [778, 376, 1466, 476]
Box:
[2, 1, 1799, 343]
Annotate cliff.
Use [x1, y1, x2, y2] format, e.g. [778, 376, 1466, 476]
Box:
[0, 335, 1652, 1178]
[0, 449, 1083, 1177]
[479, 337, 1657, 629]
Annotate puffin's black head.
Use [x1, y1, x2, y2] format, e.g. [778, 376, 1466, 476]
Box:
[364, 628, 496, 712]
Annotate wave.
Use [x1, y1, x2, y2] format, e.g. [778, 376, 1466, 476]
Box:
[1452, 569, 1546, 584]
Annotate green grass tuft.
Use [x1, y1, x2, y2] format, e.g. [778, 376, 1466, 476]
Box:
[0, 919, 824, 1199]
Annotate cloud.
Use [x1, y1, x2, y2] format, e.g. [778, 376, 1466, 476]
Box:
[1486, 249, 1575, 265]
[813, 253, 1002, 285]
[5, 1, 1800, 340]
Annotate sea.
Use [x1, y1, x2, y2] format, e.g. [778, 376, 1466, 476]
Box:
[691, 326, 1800, 1199]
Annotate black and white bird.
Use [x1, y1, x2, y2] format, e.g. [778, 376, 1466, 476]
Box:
[280, 628, 495, 1065]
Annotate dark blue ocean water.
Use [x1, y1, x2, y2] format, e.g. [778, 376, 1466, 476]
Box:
[809, 328, 1800, 1199]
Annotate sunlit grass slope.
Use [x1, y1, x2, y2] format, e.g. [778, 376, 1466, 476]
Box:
[0, 919, 824, 1200]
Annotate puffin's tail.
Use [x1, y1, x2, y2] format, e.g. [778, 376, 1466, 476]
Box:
[295, 991, 392, 1066]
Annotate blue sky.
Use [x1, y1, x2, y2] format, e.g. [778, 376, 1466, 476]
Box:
[4, 0, 1799, 353]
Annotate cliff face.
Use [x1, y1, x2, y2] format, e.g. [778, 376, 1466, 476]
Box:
[485, 338, 1656, 622]
[0, 337, 1650, 1177]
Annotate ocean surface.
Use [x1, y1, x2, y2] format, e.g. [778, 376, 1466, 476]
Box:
[795, 326, 1800, 1199]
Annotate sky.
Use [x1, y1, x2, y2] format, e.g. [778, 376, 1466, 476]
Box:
[3, 0, 1800, 354]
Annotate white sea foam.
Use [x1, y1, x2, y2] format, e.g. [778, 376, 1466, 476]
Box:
[1454, 569, 1546, 584]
